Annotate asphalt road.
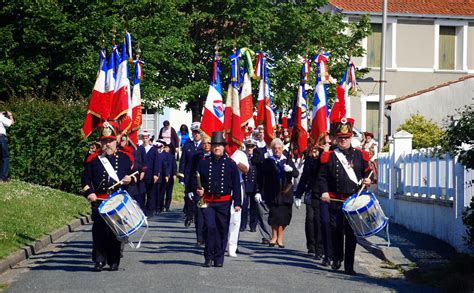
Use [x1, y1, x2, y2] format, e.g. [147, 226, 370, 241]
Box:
[0, 204, 435, 293]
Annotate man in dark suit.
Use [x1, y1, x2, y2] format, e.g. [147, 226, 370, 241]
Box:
[196, 131, 241, 268]
[82, 121, 136, 272]
[241, 139, 259, 233]
[318, 117, 371, 276]
[179, 122, 203, 227]
[138, 130, 161, 217]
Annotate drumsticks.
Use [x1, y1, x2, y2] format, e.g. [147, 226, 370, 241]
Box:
[108, 171, 139, 193]
[349, 170, 374, 207]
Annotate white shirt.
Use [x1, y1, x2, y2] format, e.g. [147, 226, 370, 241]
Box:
[144, 144, 153, 153]
[231, 150, 249, 183]
[0, 115, 12, 136]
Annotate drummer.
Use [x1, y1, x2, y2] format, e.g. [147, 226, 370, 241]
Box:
[318, 117, 371, 276]
[82, 121, 136, 272]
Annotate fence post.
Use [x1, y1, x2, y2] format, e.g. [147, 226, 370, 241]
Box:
[390, 130, 413, 218]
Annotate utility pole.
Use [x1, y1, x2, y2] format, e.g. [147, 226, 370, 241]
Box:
[378, 0, 388, 151]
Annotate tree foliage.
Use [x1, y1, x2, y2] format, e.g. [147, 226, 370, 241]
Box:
[0, 0, 371, 118]
[396, 114, 444, 149]
[441, 105, 473, 169]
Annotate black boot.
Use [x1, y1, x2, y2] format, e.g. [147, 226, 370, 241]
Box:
[331, 260, 341, 270]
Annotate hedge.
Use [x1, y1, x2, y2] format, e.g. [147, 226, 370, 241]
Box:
[4, 99, 90, 193]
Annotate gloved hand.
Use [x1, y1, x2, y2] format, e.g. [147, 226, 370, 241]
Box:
[294, 197, 302, 209]
[187, 192, 194, 200]
[254, 193, 263, 203]
[283, 164, 293, 172]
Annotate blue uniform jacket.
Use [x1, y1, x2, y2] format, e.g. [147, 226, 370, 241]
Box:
[179, 139, 202, 184]
[196, 153, 242, 207]
[243, 153, 258, 193]
[139, 145, 158, 183]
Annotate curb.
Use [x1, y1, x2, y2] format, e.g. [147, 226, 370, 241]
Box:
[357, 237, 388, 261]
[0, 215, 91, 275]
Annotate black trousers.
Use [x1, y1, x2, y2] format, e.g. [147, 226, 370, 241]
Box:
[164, 177, 174, 210]
[320, 201, 333, 259]
[202, 201, 231, 265]
[329, 201, 357, 271]
[91, 202, 121, 266]
[145, 181, 160, 216]
[240, 192, 257, 230]
[195, 204, 206, 243]
[305, 198, 323, 255]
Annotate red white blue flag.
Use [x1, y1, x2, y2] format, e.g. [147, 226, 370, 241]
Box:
[330, 61, 356, 123]
[111, 41, 132, 133]
[255, 51, 276, 146]
[82, 49, 108, 139]
[239, 48, 254, 127]
[224, 49, 244, 155]
[201, 53, 224, 138]
[310, 52, 329, 144]
[129, 59, 144, 146]
[291, 57, 310, 153]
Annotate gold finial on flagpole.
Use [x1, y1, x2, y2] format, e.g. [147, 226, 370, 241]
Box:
[111, 27, 117, 46]
[136, 44, 141, 60]
[99, 31, 105, 49]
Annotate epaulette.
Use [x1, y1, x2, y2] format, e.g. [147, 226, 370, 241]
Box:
[85, 152, 99, 163]
[118, 149, 135, 163]
[359, 149, 370, 162]
[319, 150, 333, 164]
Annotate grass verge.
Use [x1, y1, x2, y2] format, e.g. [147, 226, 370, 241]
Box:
[0, 180, 89, 260]
[171, 179, 185, 203]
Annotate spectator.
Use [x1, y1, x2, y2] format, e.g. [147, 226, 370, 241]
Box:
[178, 124, 190, 147]
[0, 111, 14, 182]
[158, 120, 179, 154]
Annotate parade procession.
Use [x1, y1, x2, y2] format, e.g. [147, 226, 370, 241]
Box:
[78, 28, 387, 277]
[2, 1, 474, 292]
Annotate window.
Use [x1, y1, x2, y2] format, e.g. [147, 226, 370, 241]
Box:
[439, 26, 456, 70]
[367, 24, 382, 67]
[366, 102, 379, 136]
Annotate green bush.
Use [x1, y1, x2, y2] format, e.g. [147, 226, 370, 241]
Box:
[397, 114, 444, 149]
[4, 99, 89, 193]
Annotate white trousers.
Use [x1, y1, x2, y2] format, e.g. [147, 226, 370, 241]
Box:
[227, 185, 244, 255]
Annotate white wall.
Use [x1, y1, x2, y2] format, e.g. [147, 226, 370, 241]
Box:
[390, 76, 474, 133]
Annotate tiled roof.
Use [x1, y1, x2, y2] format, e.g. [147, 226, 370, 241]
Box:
[386, 75, 474, 104]
[330, 0, 474, 17]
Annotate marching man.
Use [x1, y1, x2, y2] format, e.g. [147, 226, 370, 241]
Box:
[318, 117, 371, 275]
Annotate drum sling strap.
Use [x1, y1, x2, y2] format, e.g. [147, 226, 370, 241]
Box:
[99, 155, 148, 248]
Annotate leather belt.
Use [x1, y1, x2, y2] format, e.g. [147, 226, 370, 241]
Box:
[328, 192, 352, 201]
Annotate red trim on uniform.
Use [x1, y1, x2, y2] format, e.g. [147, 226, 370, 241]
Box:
[96, 193, 109, 200]
[328, 192, 351, 201]
[203, 194, 232, 203]
[319, 151, 333, 164]
[86, 152, 99, 163]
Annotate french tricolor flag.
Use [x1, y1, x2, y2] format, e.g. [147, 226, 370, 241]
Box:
[82, 49, 108, 139]
[111, 42, 132, 133]
[291, 58, 310, 153]
[310, 52, 329, 144]
[330, 61, 356, 123]
[201, 54, 224, 138]
[255, 51, 276, 146]
[224, 50, 243, 155]
[129, 59, 144, 147]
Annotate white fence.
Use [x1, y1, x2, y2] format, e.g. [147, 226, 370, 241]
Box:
[376, 130, 473, 252]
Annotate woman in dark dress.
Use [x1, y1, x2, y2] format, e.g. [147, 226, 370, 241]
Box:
[258, 138, 299, 247]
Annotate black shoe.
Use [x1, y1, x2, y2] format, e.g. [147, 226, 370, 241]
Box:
[269, 242, 276, 247]
[314, 253, 323, 261]
[196, 241, 204, 247]
[321, 257, 331, 267]
[261, 239, 270, 245]
[214, 263, 223, 268]
[250, 228, 257, 232]
[307, 250, 315, 256]
[202, 259, 213, 267]
[344, 269, 357, 276]
[332, 260, 342, 270]
[109, 263, 119, 271]
[93, 262, 104, 272]
[240, 228, 246, 232]
[165, 208, 170, 212]
[184, 219, 191, 227]
[277, 243, 285, 248]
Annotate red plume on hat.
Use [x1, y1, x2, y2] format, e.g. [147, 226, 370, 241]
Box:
[329, 85, 347, 123]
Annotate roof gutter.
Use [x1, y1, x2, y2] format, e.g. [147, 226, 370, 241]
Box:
[340, 10, 474, 21]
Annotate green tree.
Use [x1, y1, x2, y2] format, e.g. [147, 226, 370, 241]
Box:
[396, 114, 444, 149]
[0, 0, 371, 119]
[441, 105, 473, 169]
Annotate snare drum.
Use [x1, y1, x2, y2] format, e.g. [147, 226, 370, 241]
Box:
[99, 190, 146, 241]
[342, 191, 388, 238]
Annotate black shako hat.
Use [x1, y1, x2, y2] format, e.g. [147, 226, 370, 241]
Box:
[210, 131, 227, 145]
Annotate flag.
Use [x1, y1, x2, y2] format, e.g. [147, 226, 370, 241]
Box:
[239, 48, 254, 127]
[255, 51, 276, 146]
[82, 49, 108, 139]
[129, 59, 144, 147]
[310, 52, 329, 144]
[224, 49, 243, 155]
[291, 58, 310, 153]
[110, 41, 132, 133]
[330, 61, 356, 122]
[201, 53, 224, 138]
[104, 46, 117, 120]
[125, 32, 133, 62]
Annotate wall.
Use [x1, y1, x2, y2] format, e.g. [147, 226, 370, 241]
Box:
[396, 20, 435, 68]
[389, 76, 474, 133]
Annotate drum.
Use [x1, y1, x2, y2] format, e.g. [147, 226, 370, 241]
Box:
[99, 190, 147, 244]
[342, 191, 388, 238]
